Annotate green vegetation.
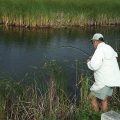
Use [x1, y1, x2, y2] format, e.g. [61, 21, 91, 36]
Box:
[0, 73, 99, 120]
[0, 61, 120, 119]
[0, 0, 120, 27]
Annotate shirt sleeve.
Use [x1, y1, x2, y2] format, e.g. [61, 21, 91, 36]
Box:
[114, 51, 118, 58]
[87, 47, 104, 71]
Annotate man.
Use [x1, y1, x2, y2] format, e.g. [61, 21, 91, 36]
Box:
[87, 33, 120, 112]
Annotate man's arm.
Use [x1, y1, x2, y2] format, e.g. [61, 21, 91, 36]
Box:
[87, 48, 104, 71]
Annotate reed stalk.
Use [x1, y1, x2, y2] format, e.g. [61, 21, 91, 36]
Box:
[0, 0, 120, 28]
[0, 61, 120, 119]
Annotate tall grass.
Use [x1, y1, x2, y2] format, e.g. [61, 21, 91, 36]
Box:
[0, 73, 94, 120]
[0, 61, 120, 119]
[0, 0, 120, 28]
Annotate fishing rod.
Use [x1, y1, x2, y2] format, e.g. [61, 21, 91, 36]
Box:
[60, 45, 91, 57]
[60, 45, 93, 104]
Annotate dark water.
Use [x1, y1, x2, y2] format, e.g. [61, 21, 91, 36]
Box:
[0, 26, 120, 90]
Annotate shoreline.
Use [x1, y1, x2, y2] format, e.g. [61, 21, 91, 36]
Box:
[0, 15, 120, 29]
[0, 21, 120, 29]
[0, 0, 120, 29]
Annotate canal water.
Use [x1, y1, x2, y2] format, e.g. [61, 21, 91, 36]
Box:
[0, 26, 120, 92]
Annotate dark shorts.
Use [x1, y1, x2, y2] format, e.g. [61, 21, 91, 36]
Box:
[90, 86, 113, 100]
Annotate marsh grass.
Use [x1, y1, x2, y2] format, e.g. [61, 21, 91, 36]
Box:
[0, 74, 103, 120]
[0, 60, 90, 120]
[0, 0, 120, 28]
[0, 60, 120, 119]
[0, 76, 89, 119]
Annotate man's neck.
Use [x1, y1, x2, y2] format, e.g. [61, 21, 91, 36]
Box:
[96, 41, 104, 48]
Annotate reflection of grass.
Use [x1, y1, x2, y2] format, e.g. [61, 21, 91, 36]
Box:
[0, 61, 120, 119]
[0, 0, 120, 27]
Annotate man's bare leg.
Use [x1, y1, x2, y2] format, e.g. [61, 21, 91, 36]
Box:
[91, 97, 99, 112]
[101, 97, 108, 112]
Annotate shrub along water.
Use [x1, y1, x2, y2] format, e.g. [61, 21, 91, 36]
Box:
[0, 0, 120, 28]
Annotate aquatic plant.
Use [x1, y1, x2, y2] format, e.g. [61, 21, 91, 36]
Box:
[0, 61, 120, 119]
[0, 0, 120, 28]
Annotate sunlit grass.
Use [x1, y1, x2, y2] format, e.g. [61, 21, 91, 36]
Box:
[0, 0, 120, 27]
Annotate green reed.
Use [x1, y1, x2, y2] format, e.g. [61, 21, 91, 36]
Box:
[0, 74, 91, 120]
[0, 75, 103, 119]
[0, 0, 120, 27]
[0, 60, 120, 119]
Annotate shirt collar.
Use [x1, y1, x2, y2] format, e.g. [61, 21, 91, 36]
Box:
[97, 42, 105, 48]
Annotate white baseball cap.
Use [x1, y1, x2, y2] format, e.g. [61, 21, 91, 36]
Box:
[91, 33, 104, 41]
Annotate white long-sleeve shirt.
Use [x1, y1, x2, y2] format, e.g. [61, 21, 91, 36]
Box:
[87, 42, 120, 91]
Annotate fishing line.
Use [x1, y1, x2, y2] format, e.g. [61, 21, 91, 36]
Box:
[60, 45, 91, 57]
[59, 45, 93, 103]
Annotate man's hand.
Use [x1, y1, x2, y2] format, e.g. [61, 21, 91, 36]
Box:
[87, 56, 92, 63]
[88, 56, 92, 59]
[87, 59, 90, 63]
